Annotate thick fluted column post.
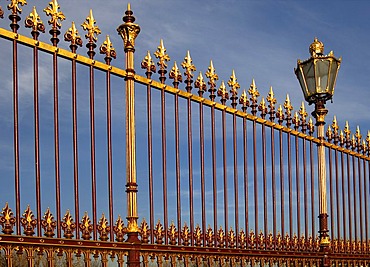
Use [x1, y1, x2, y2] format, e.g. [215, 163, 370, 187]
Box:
[117, 2, 141, 257]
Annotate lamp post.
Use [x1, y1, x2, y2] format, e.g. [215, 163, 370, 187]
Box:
[294, 38, 341, 253]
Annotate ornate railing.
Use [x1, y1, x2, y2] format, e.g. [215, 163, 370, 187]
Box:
[0, 1, 368, 266]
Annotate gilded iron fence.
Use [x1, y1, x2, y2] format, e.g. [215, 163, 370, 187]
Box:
[0, 1, 369, 267]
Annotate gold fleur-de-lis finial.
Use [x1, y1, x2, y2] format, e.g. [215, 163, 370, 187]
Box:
[44, 0, 65, 29]
[82, 9, 101, 43]
[141, 50, 156, 75]
[8, 0, 27, 14]
[259, 97, 267, 118]
[299, 102, 307, 120]
[181, 50, 196, 79]
[100, 35, 117, 62]
[332, 116, 338, 133]
[266, 86, 277, 106]
[25, 6, 45, 33]
[64, 22, 82, 49]
[248, 79, 260, 102]
[308, 117, 315, 135]
[218, 81, 229, 104]
[276, 104, 284, 123]
[154, 39, 170, 69]
[169, 61, 182, 87]
[228, 70, 240, 95]
[284, 94, 293, 113]
[344, 121, 351, 137]
[206, 60, 219, 88]
[239, 89, 249, 112]
[195, 71, 207, 97]
[355, 126, 362, 141]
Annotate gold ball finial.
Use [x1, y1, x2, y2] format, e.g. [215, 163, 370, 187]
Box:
[309, 37, 324, 57]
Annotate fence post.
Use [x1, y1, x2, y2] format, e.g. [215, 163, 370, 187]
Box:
[313, 101, 330, 267]
[117, 4, 141, 267]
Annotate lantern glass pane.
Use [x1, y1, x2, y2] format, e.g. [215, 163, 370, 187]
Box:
[328, 60, 339, 95]
[296, 69, 308, 99]
[302, 61, 315, 96]
[316, 59, 330, 93]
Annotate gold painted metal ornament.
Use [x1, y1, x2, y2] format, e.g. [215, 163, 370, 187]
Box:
[117, 3, 140, 52]
[8, 0, 27, 14]
[82, 9, 101, 43]
[25, 6, 45, 33]
[43, 0, 65, 29]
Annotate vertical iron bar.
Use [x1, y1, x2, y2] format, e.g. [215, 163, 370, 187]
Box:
[243, 117, 249, 240]
[358, 156, 363, 244]
[303, 139, 308, 239]
[347, 153, 352, 246]
[352, 155, 357, 244]
[279, 129, 285, 237]
[175, 93, 181, 244]
[253, 120, 258, 239]
[187, 97, 194, 246]
[105, 60, 114, 242]
[287, 132, 293, 238]
[10, 12, 21, 236]
[271, 127, 276, 246]
[145, 72, 154, 243]
[233, 113, 239, 244]
[364, 157, 368, 243]
[161, 87, 168, 244]
[335, 149, 340, 240]
[341, 151, 346, 242]
[328, 148, 334, 241]
[71, 46, 80, 239]
[200, 101, 206, 245]
[310, 140, 315, 237]
[32, 33, 41, 237]
[262, 123, 267, 241]
[222, 109, 228, 247]
[211, 106, 217, 245]
[295, 134, 300, 239]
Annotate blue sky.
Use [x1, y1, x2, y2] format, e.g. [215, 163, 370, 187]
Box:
[55, 0, 369, 130]
[0, 0, 369, 240]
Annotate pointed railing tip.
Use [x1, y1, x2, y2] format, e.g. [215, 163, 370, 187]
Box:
[127, 3, 131, 11]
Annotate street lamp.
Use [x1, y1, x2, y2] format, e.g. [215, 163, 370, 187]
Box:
[294, 38, 341, 251]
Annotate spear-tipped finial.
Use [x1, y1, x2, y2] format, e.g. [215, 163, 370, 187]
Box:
[141, 50, 156, 74]
[117, 3, 140, 52]
[228, 70, 240, 95]
[248, 79, 259, 101]
[154, 39, 170, 69]
[284, 94, 293, 112]
[195, 71, 207, 97]
[64, 21, 83, 51]
[25, 6, 45, 34]
[218, 81, 229, 104]
[82, 9, 101, 43]
[127, 3, 131, 11]
[8, 0, 27, 15]
[206, 60, 219, 100]
[181, 50, 196, 79]
[100, 35, 117, 63]
[239, 89, 249, 111]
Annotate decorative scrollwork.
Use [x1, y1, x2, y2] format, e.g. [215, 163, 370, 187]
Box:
[139, 218, 150, 243]
[97, 213, 110, 241]
[181, 50, 196, 90]
[117, 4, 140, 52]
[228, 227, 236, 248]
[7, 0, 27, 15]
[228, 70, 240, 108]
[113, 215, 126, 242]
[169, 61, 182, 88]
[64, 22, 82, 51]
[80, 212, 93, 240]
[248, 79, 259, 116]
[217, 81, 229, 105]
[61, 210, 76, 239]
[41, 208, 56, 237]
[0, 203, 15, 234]
[239, 229, 246, 249]
[141, 51, 156, 75]
[217, 226, 225, 248]
[168, 221, 177, 245]
[205, 60, 219, 101]
[194, 224, 202, 246]
[181, 223, 190, 246]
[205, 225, 214, 247]
[154, 220, 164, 244]
[194, 72, 206, 97]
[81, 9, 101, 43]
[25, 6, 45, 34]
[99, 35, 117, 64]
[20, 205, 37, 236]
[43, 0, 65, 29]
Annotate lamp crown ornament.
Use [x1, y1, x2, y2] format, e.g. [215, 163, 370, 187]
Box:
[309, 37, 324, 57]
